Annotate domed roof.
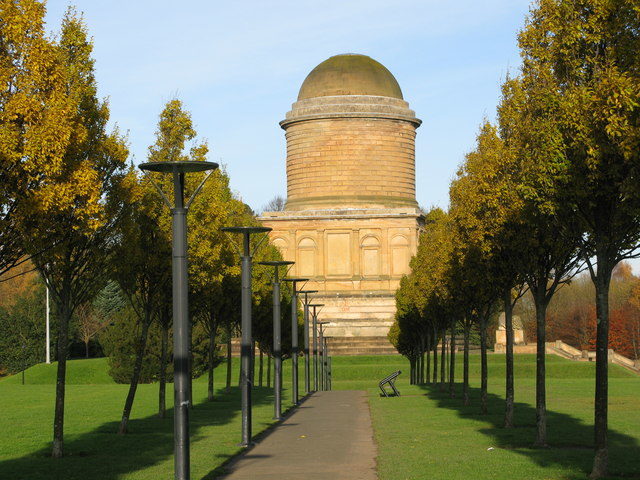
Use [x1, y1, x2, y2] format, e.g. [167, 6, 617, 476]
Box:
[297, 54, 403, 101]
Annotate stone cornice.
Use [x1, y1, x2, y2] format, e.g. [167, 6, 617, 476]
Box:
[259, 206, 424, 222]
[280, 94, 421, 129]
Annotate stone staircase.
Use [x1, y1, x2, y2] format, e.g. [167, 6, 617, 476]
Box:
[224, 336, 399, 356]
[325, 336, 398, 355]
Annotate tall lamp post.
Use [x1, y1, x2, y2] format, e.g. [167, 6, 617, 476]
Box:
[309, 303, 324, 391]
[221, 226, 272, 447]
[257, 261, 294, 420]
[317, 320, 329, 391]
[139, 160, 218, 480]
[283, 277, 309, 405]
[298, 290, 317, 394]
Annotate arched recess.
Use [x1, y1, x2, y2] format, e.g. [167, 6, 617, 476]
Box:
[390, 235, 410, 276]
[297, 237, 316, 277]
[360, 235, 381, 277]
[272, 237, 288, 260]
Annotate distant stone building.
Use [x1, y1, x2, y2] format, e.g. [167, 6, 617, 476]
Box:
[495, 312, 526, 347]
[259, 54, 423, 346]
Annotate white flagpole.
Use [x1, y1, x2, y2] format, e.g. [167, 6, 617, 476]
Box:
[46, 284, 50, 364]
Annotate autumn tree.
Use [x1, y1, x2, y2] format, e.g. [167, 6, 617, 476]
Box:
[497, 76, 582, 445]
[392, 208, 452, 387]
[627, 281, 640, 360]
[448, 121, 527, 425]
[113, 97, 216, 433]
[391, 275, 424, 384]
[23, 10, 130, 457]
[112, 170, 170, 434]
[518, 2, 640, 474]
[187, 165, 245, 401]
[0, 0, 73, 279]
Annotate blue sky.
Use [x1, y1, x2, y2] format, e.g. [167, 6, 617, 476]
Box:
[44, 0, 531, 212]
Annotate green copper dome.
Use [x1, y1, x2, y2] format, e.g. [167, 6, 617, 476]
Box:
[297, 54, 403, 101]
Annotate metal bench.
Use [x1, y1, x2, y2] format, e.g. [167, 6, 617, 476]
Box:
[378, 370, 401, 397]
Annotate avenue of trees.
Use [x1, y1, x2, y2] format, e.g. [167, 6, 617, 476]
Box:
[0, 0, 297, 458]
[390, 1, 640, 478]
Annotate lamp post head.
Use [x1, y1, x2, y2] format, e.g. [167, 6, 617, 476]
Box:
[257, 261, 294, 282]
[139, 160, 218, 174]
[257, 261, 295, 267]
[222, 226, 272, 256]
[283, 277, 309, 294]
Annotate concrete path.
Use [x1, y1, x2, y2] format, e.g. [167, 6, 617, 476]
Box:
[219, 390, 378, 480]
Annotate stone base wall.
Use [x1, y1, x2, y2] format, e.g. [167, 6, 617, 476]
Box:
[259, 207, 423, 340]
[308, 291, 396, 337]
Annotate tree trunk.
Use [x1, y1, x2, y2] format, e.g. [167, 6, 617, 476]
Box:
[225, 333, 232, 393]
[250, 340, 256, 385]
[533, 283, 548, 447]
[412, 356, 416, 385]
[416, 337, 422, 384]
[480, 314, 488, 414]
[440, 327, 446, 392]
[449, 319, 456, 398]
[433, 330, 438, 384]
[590, 262, 613, 479]
[426, 332, 431, 384]
[84, 340, 90, 359]
[52, 302, 71, 458]
[118, 315, 152, 434]
[207, 314, 217, 402]
[258, 349, 264, 387]
[463, 320, 470, 406]
[266, 354, 271, 388]
[409, 357, 413, 385]
[504, 288, 515, 428]
[158, 323, 168, 418]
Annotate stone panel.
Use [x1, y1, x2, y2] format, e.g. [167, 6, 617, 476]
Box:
[326, 231, 351, 276]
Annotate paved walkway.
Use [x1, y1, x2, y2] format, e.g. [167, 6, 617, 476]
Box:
[219, 390, 378, 480]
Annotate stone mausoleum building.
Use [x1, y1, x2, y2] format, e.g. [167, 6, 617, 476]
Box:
[259, 54, 423, 353]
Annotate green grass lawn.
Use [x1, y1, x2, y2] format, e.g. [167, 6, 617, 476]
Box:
[337, 354, 640, 480]
[0, 357, 293, 480]
[0, 354, 638, 479]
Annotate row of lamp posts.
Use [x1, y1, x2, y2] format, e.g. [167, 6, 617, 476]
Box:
[140, 157, 333, 480]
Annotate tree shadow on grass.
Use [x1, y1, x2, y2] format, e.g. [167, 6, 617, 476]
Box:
[417, 383, 640, 480]
[0, 385, 279, 480]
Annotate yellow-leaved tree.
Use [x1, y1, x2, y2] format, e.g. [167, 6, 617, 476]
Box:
[0, 0, 73, 276]
[518, 2, 640, 474]
[23, 10, 130, 458]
